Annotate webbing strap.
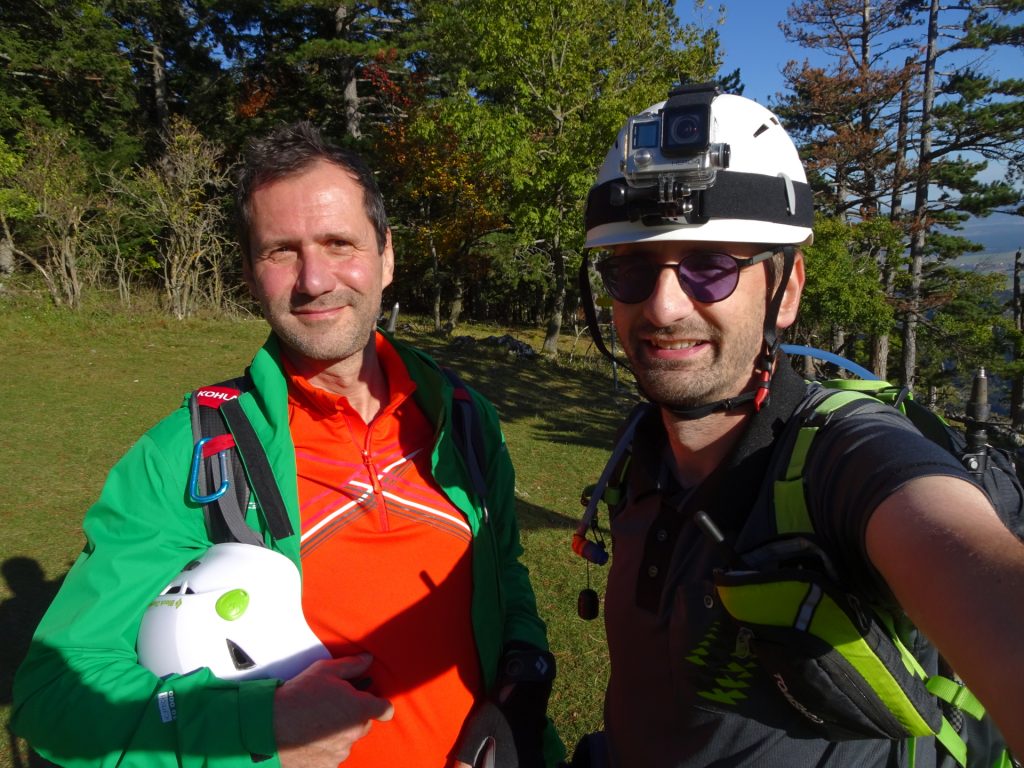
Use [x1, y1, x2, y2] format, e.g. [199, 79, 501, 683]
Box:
[926, 676, 986, 720]
[990, 750, 1016, 768]
[773, 389, 873, 534]
[207, 450, 262, 548]
[443, 368, 489, 523]
[935, 717, 969, 768]
[189, 392, 263, 548]
[221, 398, 294, 541]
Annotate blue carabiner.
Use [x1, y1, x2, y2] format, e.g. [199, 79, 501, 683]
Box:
[188, 437, 230, 504]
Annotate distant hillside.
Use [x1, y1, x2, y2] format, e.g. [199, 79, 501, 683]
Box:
[956, 250, 1020, 286]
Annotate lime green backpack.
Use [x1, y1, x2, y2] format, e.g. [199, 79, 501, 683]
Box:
[713, 377, 1018, 768]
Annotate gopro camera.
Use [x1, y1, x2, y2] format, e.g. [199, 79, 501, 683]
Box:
[619, 83, 730, 197]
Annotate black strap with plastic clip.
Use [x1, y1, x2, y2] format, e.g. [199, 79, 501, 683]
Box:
[188, 377, 293, 545]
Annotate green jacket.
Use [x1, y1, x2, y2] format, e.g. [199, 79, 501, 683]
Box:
[13, 333, 562, 767]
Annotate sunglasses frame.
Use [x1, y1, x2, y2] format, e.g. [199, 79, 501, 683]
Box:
[596, 248, 780, 305]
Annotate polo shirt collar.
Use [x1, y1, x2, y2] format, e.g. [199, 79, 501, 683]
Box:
[283, 331, 417, 419]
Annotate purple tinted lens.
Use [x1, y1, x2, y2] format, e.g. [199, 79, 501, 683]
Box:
[677, 252, 741, 302]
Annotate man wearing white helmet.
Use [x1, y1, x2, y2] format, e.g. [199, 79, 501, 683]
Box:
[13, 122, 562, 768]
[574, 85, 1024, 766]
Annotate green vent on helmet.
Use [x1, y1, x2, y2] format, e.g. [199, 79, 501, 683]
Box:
[216, 589, 250, 621]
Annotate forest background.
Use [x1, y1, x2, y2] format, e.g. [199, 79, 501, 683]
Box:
[2, 0, 1024, 416]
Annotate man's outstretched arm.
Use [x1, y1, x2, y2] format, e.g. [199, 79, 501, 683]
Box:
[867, 475, 1024, 756]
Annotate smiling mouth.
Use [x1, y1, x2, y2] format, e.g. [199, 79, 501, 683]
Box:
[292, 304, 346, 317]
[648, 338, 703, 351]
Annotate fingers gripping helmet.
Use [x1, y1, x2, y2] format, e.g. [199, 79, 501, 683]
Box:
[137, 543, 330, 681]
[584, 84, 814, 249]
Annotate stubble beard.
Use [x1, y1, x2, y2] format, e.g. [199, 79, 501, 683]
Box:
[263, 290, 382, 364]
[626, 321, 763, 410]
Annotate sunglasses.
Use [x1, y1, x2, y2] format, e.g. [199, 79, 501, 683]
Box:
[595, 249, 778, 305]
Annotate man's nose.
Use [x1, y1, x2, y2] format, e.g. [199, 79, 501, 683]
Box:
[642, 265, 697, 326]
[294, 247, 336, 297]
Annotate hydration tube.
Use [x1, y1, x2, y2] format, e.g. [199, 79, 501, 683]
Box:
[780, 344, 881, 381]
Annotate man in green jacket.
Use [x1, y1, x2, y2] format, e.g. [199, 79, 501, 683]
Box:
[13, 122, 562, 768]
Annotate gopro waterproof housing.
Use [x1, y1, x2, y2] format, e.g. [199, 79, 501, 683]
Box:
[619, 83, 730, 196]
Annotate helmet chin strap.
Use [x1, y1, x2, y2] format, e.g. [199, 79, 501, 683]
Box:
[658, 245, 796, 421]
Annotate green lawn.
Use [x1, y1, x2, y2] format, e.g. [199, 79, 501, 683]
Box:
[0, 296, 637, 766]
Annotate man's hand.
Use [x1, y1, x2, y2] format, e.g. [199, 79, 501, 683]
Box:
[274, 654, 394, 767]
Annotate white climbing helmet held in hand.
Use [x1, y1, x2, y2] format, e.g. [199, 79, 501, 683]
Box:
[137, 542, 330, 681]
[585, 83, 815, 249]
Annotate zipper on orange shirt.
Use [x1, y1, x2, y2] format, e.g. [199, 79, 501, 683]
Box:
[361, 438, 390, 532]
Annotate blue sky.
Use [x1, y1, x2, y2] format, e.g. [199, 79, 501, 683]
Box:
[674, 1, 1023, 256]
[680, 1, 797, 105]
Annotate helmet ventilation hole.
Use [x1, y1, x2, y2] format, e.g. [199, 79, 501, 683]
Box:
[226, 639, 256, 670]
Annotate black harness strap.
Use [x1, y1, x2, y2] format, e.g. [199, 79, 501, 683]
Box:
[220, 397, 294, 541]
[578, 254, 624, 370]
[189, 376, 293, 545]
[585, 171, 814, 232]
[189, 379, 264, 547]
[443, 367, 490, 522]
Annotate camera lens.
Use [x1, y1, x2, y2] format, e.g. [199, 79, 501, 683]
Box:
[668, 114, 701, 145]
[660, 104, 710, 157]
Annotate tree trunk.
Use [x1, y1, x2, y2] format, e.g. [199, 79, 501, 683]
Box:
[901, 0, 939, 391]
[60, 229, 82, 310]
[0, 235, 13, 276]
[857, 0, 878, 216]
[872, 334, 889, 381]
[343, 73, 361, 139]
[151, 40, 169, 139]
[878, 63, 912, 382]
[431, 237, 441, 332]
[335, 5, 361, 139]
[873, 257, 898, 380]
[1013, 248, 1023, 429]
[542, 239, 566, 356]
[449, 274, 463, 328]
[802, 353, 815, 379]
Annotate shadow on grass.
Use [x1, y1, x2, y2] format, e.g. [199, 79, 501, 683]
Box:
[516, 497, 580, 532]
[410, 333, 638, 451]
[2, 558, 63, 768]
[1, 559, 64, 708]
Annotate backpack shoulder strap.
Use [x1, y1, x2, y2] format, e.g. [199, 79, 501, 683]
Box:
[772, 387, 881, 536]
[442, 367, 490, 522]
[188, 375, 293, 545]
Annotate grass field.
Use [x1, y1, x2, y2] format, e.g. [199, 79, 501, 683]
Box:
[0, 293, 638, 767]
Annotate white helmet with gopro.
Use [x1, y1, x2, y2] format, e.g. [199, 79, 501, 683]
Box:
[584, 86, 813, 249]
[580, 84, 814, 419]
[137, 542, 330, 681]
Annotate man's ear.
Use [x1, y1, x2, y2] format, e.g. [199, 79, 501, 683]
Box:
[776, 250, 805, 330]
[381, 229, 395, 290]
